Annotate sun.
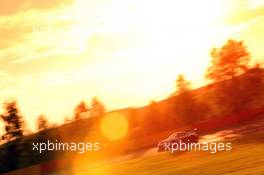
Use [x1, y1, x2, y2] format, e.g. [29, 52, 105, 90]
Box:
[100, 112, 128, 141]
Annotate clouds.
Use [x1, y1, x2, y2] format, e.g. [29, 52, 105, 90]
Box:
[0, 0, 134, 65]
[0, 0, 264, 131]
[247, 0, 264, 9]
[0, 0, 73, 15]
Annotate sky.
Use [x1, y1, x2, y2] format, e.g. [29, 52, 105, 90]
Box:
[0, 0, 264, 130]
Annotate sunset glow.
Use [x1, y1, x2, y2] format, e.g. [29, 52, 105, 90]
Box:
[0, 0, 264, 131]
[100, 112, 128, 141]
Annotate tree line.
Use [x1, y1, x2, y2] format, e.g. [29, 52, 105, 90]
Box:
[140, 39, 264, 134]
[1, 39, 264, 142]
[0, 97, 105, 143]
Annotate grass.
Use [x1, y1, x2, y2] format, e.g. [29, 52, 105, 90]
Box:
[79, 134, 264, 175]
[3, 126, 263, 175]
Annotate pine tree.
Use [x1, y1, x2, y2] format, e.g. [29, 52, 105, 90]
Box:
[90, 97, 105, 118]
[37, 114, 49, 131]
[1, 101, 24, 141]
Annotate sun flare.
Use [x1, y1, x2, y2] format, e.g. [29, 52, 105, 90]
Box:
[100, 112, 128, 141]
[0, 0, 262, 131]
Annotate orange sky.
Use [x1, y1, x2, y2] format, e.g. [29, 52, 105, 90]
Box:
[0, 0, 264, 130]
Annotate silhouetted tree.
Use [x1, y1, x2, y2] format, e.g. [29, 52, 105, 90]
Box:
[207, 39, 250, 82]
[90, 97, 105, 118]
[237, 64, 264, 108]
[1, 101, 24, 141]
[144, 101, 162, 133]
[37, 114, 49, 131]
[74, 101, 89, 120]
[176, 74, 191, 94]
[206, 39, 262, 113]
[173, 75, 203, 124]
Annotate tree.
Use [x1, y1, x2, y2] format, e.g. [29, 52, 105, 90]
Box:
[90, 97, 105, 118]
[37, 114, 49, 131]
[206, 39, 263, 114]
[176, 74, 191, 94]
[234, 64, 264, 110]
[74, 101, 89, 120]
[207, 39, 250, 82]
[173, 75, 200, 124]
[144, 101, 161, 133]
[1, 101, 24, 141]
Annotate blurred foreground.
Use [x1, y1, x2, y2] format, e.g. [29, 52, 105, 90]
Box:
[2, 116, 264, 175]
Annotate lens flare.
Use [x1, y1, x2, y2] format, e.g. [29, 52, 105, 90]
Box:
[100, 112, 128, 141]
